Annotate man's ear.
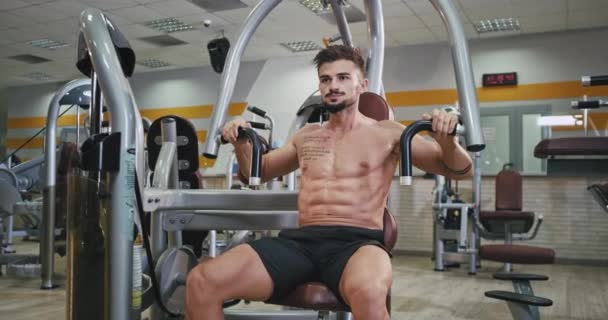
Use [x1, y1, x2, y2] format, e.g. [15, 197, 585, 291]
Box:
[360, 78, 369, 92]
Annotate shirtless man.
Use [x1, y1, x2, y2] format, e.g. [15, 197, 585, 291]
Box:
[185, 45, 473, 320]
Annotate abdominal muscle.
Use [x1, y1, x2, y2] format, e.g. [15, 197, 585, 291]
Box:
[295, 124, 398, 230]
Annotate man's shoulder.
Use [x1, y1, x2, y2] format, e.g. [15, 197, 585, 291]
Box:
[373, 120, 405, 131]
[297, 123, 323, 134]
[291, 123, 323, 141]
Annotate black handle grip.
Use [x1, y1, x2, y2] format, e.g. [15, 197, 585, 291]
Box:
[219, 127, 262, 182]
[583, 75, 608, 87]
[238, 127, 262, 182]
[400, 121, 433, 183]
[248, 121, 268, 129]
[399, 120, 460, 185]
[572, 100, 600, 109]
[247, 106, 267, 117]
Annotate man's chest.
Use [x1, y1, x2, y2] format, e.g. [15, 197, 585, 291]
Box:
[295, 128, 396, 177]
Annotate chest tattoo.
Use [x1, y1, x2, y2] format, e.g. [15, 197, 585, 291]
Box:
[301, 135, 332, 161]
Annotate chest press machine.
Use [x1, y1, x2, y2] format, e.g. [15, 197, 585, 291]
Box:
[38, 0, 497, 319]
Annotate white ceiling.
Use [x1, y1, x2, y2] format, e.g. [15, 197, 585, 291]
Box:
[0, 0, 607, 88]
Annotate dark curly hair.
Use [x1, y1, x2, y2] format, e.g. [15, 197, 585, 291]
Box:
[313, 45, 366, 77]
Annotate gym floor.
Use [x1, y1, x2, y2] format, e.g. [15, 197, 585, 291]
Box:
[1, 241, 607, 320]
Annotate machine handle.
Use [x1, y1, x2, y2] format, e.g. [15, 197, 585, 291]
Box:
[400, 120, 462, 186]
[248, 121, 268, 130]
[582, 75, 608, 87]
[218, 127, 262, 186]
[247, 105, 267, 117]
[571, 100, 607, 109]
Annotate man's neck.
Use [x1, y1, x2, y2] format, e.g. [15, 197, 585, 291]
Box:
[326, 103, 360, 132]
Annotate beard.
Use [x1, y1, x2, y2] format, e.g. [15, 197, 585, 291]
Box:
[320, 101, 348, 114]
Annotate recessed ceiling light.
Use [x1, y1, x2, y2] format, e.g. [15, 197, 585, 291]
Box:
[299, 0, 351, 14]
[281, 40, 323, 53]
[145, 18, 194, 33]
[21, 72, 54, 81]
[137, 58, 172, 68]
[29, 39, 69, 49]
[476, 18, 520, 34]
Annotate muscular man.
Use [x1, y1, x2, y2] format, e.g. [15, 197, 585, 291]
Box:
[186, 45, 472, 320]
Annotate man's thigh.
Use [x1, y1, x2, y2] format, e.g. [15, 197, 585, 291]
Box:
[248, 236, 317, 300]
[190, 243, 274, 301]
[336, 245, 392, 305]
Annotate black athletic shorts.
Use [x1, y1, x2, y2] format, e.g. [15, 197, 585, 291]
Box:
[248, 225, 390, 304]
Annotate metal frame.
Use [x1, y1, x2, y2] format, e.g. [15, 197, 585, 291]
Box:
[67, 0, 487, 318]
[41, 78, 90, 289]
[429, 0, 485, 151]
[78, 8, 145, 319]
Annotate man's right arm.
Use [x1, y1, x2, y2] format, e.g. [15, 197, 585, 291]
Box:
[222, 118, 299, 183]
[233, 138, 299, 183]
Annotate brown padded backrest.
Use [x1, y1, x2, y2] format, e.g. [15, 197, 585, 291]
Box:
[495, 169, 522, 211]
[359, 91, 393, 121]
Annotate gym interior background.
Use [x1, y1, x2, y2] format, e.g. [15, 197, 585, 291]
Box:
[1, 0, 608, 319]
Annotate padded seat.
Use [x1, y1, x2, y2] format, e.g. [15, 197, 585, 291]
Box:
[534, 137, 608, 158]
[479, 244, 555, 264]
[479, 210, 535, 234]
[269, 92, 396, 312]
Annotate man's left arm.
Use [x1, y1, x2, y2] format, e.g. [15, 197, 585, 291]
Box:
[386, 109, 473, 180]
[432, 135, 473, 179]
[419, 108, 473, 179]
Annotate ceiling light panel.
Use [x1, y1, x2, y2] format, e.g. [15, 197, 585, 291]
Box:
[145, 18, 194, 33]
[29, 38, 69, 49]
[137, 58, 172, 68]
[476, 18, 520, 33]
[298, 0, 332, 14]
[281, 40, 322, 53]
[21, 72, 54, 81]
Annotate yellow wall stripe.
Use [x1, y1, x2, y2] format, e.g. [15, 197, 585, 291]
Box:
[5, 137, 59, 149]
[140, 105, 213, 120]
[8, 114, 87, 129]
[386, 81, 608, 107]
[199, 156, 216, 168]
[387, 89, 457, 107]
[8, 102, 249, 129]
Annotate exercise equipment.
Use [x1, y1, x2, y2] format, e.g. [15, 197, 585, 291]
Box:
[478, 180, 555, 320]
[479, 166, 546, 272]
[534, 74, 608, 175]
[431, 175, 479, 273]
[534, 74, 608, 213]
[50, 0, 488, 318]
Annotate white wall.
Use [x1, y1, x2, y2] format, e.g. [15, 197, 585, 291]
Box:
[245, 55, 319, 145]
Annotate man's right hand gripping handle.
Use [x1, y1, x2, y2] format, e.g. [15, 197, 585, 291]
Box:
[221, 117, 251, 144]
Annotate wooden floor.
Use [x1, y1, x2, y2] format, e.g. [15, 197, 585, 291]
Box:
[1, 241, 607, 320]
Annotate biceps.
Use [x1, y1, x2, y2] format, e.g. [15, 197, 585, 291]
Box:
[411, 136, 442, 173]
[261, 144, 299, 179]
